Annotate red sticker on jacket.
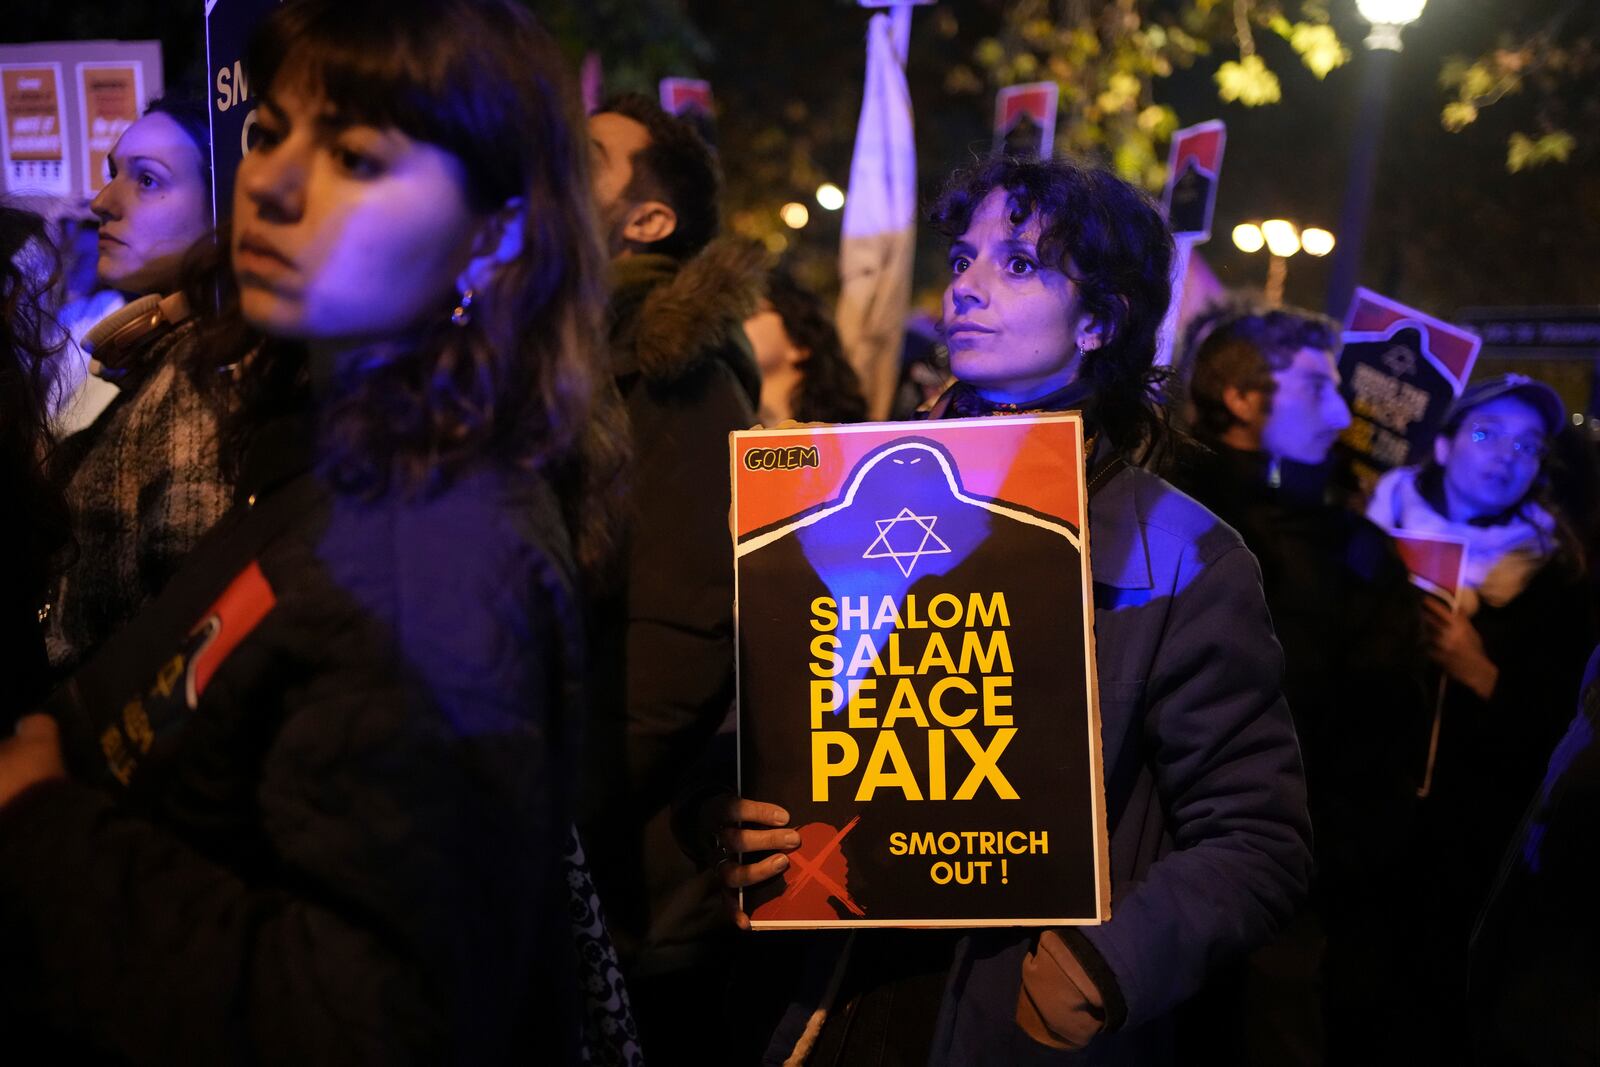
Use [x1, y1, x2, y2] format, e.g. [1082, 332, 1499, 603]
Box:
[185, 561, 276, 708]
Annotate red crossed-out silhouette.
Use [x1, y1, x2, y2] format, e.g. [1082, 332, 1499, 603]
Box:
[752, 816, 866, 922]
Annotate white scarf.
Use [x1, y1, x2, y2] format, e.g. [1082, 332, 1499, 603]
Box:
[1367, 465, 1557, 616]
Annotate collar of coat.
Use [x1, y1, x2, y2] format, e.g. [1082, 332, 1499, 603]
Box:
[606, 237, 764, 391]
[927, 380, 1154, 592]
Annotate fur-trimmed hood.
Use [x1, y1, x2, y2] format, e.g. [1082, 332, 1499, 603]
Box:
[607, 238, 763, 403]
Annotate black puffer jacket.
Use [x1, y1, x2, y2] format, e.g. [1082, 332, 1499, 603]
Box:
[0, 414, 588, 1065]
[1471, 645, 1600, 1066]
[1169, 443, 1430, 888]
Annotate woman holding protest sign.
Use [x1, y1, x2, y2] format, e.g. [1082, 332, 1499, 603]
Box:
[1366, 373, 1596, 1058]
[0, 0, 633, 1062]
[701, 156, 1311, 1064]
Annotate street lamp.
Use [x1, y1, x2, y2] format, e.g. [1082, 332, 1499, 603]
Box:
[815, 183, 846, 211]
[1234, 220, 1335, 306]
[780, 202, 811, 229]
[1326, 0, 1427, 317]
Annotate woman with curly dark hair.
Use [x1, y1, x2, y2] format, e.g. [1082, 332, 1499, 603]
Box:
[744, 267, 868, 425]
[0, 206, 69, 721]
[0, 1, 632, 1063]
[707, 157, 1310, 1065]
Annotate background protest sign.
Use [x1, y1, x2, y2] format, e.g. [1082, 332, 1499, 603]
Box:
[0, 43, 161, 201]
[206, 0, 280, 225]
[1162, 119, 1224, 242]
[77, 62, 144, 199]
[1, 62, 70, 197]
[1388, 530, 1468, 798]
[659, 76, 715, 146]
[731, 416, 1109, 928]
[0, 41, 161, 201]
[993, 82, 1057, 160]
[1336, 287, 1482, 495]
[1155, 119, 1225, 367]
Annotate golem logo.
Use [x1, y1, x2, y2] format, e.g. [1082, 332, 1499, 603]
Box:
[744, 446, 820, 471]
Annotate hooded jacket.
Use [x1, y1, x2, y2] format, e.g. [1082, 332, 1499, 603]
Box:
[580, 239, 762, 976]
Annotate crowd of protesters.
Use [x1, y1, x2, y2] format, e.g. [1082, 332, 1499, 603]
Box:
[0, 0, 1596, 1064]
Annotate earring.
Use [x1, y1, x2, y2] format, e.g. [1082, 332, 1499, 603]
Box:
[451, 288, 474, 327]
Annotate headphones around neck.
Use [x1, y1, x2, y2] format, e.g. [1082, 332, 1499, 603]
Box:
[84, 291, 192, 383]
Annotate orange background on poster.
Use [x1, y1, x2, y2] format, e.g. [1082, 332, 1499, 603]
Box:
[3, 67, 63, 162]
[732, 417, 1083, 539]
[81, 65, 139, 194]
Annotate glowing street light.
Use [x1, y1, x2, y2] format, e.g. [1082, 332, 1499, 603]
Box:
[1234, 219, 1334, 306]
[780, 202, 810, 229]
[1355, 0, 1427, 50]
[815, 183, 846, 211]
[1301, 227, 1336, 257]
[1261, 219, 1302, 258]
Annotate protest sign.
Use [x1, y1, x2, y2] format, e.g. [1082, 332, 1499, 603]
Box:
[207, 0, 281, 224]
[77, 62, 143, 198]
[993, 82, 1058, 160]
[659, 77, 715, 146]
[0, 42, 162, 201]
[1162, 120, 1225, 242]
[1388, 529, 1468, 798]
[1155, 120, 1225, 367]
[731, 416, 1109, 928]
[1337, 288, 1482, 495]
[1, 62, 70, 196]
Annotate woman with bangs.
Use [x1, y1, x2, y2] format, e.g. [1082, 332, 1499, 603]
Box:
[0, 1, 630, 1063]
[708, 158, 1311, 1065]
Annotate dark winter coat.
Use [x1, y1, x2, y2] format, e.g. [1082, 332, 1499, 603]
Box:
[764, 461, 1314, 1065]
[579, 239, 762, 977]
[1470, 644, 1600, 1066]
[1168, 444, 1430, 893]
[0, 412, 588, 1064]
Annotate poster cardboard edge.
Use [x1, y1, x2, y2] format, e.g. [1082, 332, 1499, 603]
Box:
[751, 916, 1105, 931]
[730, 427, 746, 920]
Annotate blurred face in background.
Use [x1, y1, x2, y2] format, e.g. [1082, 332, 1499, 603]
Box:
[231, 80, 483, 350]
[1258, 346, 1352, 464]
[744, 300, 805, 424]
[90, 111, 210, 295]
[1434, 395, 1547, 520]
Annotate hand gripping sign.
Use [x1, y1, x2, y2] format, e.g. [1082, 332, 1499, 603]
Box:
[731, 416, 1110, 928]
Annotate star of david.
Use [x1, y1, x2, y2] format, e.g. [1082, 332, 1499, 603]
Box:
[862, 508, 952, 577]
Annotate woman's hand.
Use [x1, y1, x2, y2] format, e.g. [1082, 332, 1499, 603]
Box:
[1422, 598, 1499, 701]
[0, 714, 67, 810]
[706, 796, 801, 931]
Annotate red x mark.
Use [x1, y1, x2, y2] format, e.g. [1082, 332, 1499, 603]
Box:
[778, 816, 866, 918]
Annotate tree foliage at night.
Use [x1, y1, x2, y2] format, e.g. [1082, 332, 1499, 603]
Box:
[953, 0, 1351, 189]
[1437, 0, 1597, 171]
